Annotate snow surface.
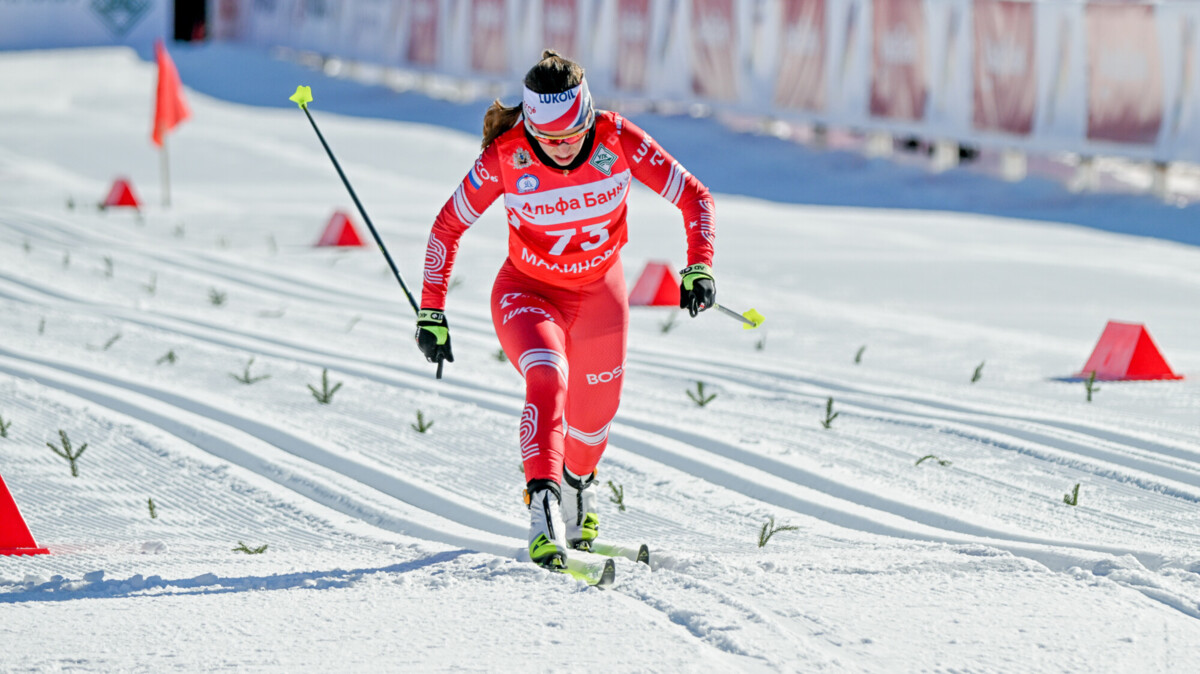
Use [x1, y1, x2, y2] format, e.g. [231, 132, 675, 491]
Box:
[1, 45, 1199, 672]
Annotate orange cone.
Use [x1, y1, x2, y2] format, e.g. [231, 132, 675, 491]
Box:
[1075, 321, 1183, 381]
[1, 474, 49, 556]
[315, 210, 366, 247]
[629, 261, 680, 306]
[102, 177, 141, 209]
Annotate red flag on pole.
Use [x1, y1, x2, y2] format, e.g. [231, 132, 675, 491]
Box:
[152, 39, 190, 147]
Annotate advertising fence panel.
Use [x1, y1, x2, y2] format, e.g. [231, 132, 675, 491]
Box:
[690, 0, 739, 101]
[870, 0, 926, 121]
[973, 0, 1036, 135]
[1086, 2, 1163, 146]
[774, 0, 827, 112]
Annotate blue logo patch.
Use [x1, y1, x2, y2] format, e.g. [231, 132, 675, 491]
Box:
[516, 174, 540, 194]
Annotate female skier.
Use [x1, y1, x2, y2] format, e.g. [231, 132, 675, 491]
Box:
[416, 50, 717, 570]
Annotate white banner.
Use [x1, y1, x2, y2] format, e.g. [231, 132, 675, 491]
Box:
[0, 0, 169, 50]
[203, 0, 1200, 164]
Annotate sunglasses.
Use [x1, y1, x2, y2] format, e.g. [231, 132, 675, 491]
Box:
[534, 129, 589, 146]
[525, 110, 594, 147]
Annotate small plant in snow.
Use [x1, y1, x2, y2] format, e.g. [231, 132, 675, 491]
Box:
[0, 414, 11, 439]
[854, 345, 866, 364]
[820, 397, 839, 429]
[233, 541, 268, 554]
[493, 348, 508, 363]
[38, 318, 45, 335]
[147, 497, 158, 519]
[143, 273, 157, 295]
[1063, 483, 1081, 506]
[971, 361, 985, 384]
[757, 516, 799, 548]
[230, 357, 270, 384]
[103, 255, 113, 278]
[47, 430, 88, 477]
[208, 288, 227, 307]
[88, 332, 122, 352]
[62, 251, 70, 269]
[915, 454, 951, 467]
[156, 350, 178, 366]
[659, 312, 678, 334]
[411, 410, 433, 433]
[1084, 371, 1100, 403]
[308, 368, 343, 404]
[686, 381, 716, 407]
[755, 335, 766, 351]
[23, 239, 31, 254]
[607, 480, 626, 512]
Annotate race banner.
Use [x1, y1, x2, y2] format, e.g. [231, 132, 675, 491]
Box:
[615, 0, 652, 92]
[773, 0, 827, 112]
[691, 0, 739, 101]
[972, 0, 1035, 135]
[0, 0, 169, 50]
[1086, 3, 1163, 145]
[471, 0, 508, 74]
[870, 0, 927, 121]
[406, 0, 441, 66]
[543, 0, 580, 60]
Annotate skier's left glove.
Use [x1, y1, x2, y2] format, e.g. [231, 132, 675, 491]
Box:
[415, 309, 454, 364]
[679, 263, 716, 317]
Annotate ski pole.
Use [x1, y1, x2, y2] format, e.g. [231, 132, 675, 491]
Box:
[289, 85, 444, 379]
[714, 303, 765, 329]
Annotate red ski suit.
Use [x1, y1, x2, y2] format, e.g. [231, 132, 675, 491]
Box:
[422, 111, 715, 482]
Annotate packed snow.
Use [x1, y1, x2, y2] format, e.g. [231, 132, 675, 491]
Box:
[1, 45, 1199, 672]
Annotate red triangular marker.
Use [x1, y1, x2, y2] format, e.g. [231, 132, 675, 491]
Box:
[1075, 321, 1183, 381]
[1, 474, 49, 556]
[152, 39, 191, 147]
[103, 177, 142, 208]
[315, 211, 366, 247]
[629, 261, 680, 306]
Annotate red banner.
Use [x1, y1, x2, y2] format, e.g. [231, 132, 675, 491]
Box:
[615, 0, 651, 91]
[972, 0, 1035, 135]
[471, 0, 507, 74]
[1086, 4, 1163, 145]
[543, 0, 579, 59]
[691, 0, 738, 101]
[406, 0, 439, 66]
[870, 0, 926, 121]
[774, 0, 826, 111]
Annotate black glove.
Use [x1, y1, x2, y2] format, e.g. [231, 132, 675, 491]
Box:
[679, 263, 716, 317]
[415, 309, 454, 364]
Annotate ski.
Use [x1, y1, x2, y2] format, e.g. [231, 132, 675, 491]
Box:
[587, 542, 651, 566]
[560, 557, 616, 588]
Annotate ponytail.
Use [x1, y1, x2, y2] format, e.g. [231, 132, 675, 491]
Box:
[479, 49, 586, 150]
[481, 99, 523, 150]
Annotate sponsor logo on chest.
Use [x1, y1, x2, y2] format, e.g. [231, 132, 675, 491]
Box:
[505, 170, 632, 226]
[516, 174, 540, 194]
[589, 145, 618, 176]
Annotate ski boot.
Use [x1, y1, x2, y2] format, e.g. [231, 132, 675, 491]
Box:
[561, 468, 600, 552]
[524, 479, 568, 570]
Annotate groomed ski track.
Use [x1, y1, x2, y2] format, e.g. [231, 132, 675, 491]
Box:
[4, 47, 1200, 671]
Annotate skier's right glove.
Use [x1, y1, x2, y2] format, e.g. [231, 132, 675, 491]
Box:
[679, 263, 716, 317]
[415, 309, 454, 364]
